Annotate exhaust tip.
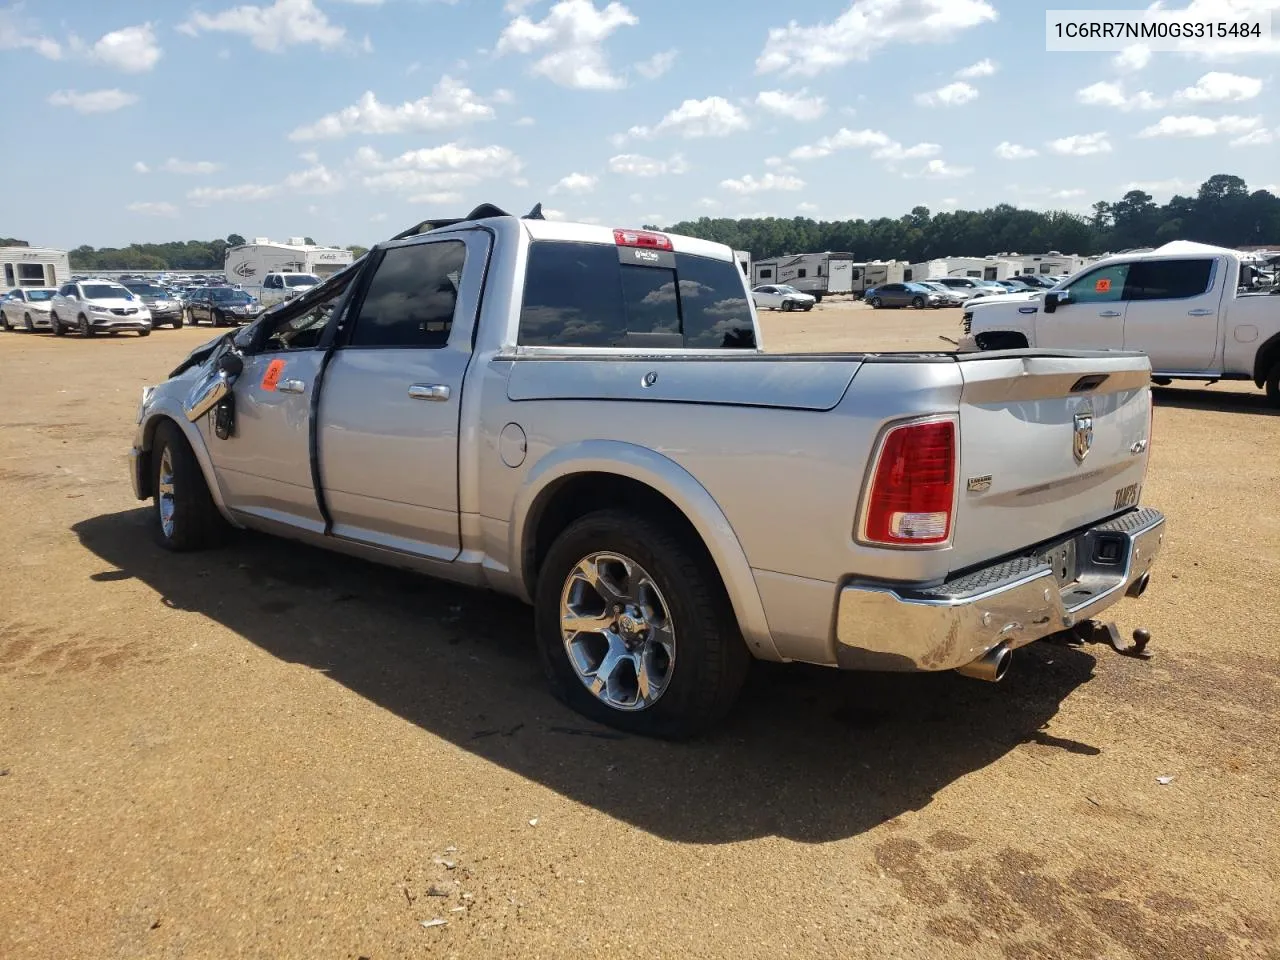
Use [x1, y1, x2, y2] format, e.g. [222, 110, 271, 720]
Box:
[1126, 572, 1151, 599]
[955, 643, 1012, 683]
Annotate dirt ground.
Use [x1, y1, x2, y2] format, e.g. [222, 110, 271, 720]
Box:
[1, 305, 1277, 960]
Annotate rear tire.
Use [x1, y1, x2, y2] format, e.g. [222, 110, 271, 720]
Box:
[1265, 360, 1280, 406]
[534, 509, 751, 739]
[151, 420, 226, 552]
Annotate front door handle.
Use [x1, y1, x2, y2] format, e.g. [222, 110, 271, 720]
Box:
[1187, 308, 1215, 316]
[277, 379, 306, 394]
[1098, 310, 1122, 318]
[409, 383, 451, 402]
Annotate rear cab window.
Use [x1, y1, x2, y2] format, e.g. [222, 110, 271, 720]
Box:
[517, 240, 756, 350]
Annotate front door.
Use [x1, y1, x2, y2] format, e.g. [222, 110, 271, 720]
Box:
[1122, 257, 1221, 372]
[317, 232, 489, 561]
[1036, 260, 1130, 350]
[209, 282, 350, 532]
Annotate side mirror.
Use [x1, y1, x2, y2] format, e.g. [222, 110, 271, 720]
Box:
[1044, 292, 1068, 313]
[186, 352, 243, 422]
[217, 353, 244, 376]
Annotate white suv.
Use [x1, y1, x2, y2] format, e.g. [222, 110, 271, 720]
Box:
[49, 279, 153, 337]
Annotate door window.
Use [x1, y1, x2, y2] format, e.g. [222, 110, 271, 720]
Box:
[258, 283, 348, 352]
[1065, 263, 1130, 304]
[347, 241, 465, 348]
[1126, 259, 1214, 302]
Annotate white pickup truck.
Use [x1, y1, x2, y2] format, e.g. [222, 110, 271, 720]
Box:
[960, 241, 1280, 404]
[128, 205, 1165, 737]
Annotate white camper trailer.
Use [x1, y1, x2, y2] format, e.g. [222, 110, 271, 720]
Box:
[1, 245, 69, 289]
[733, 249, 751, 280]
[750, 251, 856, 300]
[857, 260, 909, 293]
[224, 238, 353, 300]
[907, 257, 1022, 282]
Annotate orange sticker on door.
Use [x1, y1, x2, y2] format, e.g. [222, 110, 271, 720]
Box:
[260, 359, 286, 391]
[1094, 277, 1112, 293]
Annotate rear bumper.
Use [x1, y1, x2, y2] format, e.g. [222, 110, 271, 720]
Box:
[834, 507, 1165, 672]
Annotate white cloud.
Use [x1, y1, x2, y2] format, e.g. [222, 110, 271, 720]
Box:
[178, 0, 347, 52]
[1173, 72, 1263, 103]
[541, 207, 568, 220]
[756, 0, 998, 77]
[492, 87, 515, 104]
[635, 48, 676, 79]
[1122, 178, 1194, 196]
[283, 164, 342, 194]
[127, 201, 178, 217]
[755, 88, 827, 121]
[289, 76, 494, 140]
[496, 0, 638, 90]
[788, 127, 937, 165]
[623, 96, 750, 139]
[797, 201, 819, 213]
[299, 150, 319, 164]
[955, 57, 995, 78]
[1048, 132, 1112, 156]
[915, 80, 978, 107]
[1137, 114, 1260, 138]
[89, 23, 161, 72]
[47, 89, 138, 113]
[1171, 0, 1280, 59]
[1112, 44, 1150, 72]
[550, 171, 597, 194]
[1075, 81, 1162, 111]
[188, 184, 279, 205]
[413, 190, 464, 204]
[514, 116, 536, 126]
[1050, 188, 1086, 199]
[696, 197, 720, 209]
[370, 212, 388, 222]
[161, 158, 222, 175]
[354, 143, 523, 194]
[1230, 127, 1276, 146]
[133, 161, 150, 174]
[994, 141, 1037, 160]
[763, 155, 798, 172]
[607, 153, 688, 176]
[906, 158, 973, 179]
[720, 172, 805, 194]
[0, 5, 62, 59]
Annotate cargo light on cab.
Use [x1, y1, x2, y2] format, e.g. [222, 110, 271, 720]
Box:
[613, 229, 673, 251]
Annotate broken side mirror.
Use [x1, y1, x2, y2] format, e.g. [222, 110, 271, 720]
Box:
[186, 351, 243, 422]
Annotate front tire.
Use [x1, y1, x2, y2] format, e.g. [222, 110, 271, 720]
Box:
[870, 297, 882, 309]
[172, 314, 184, 329]
[1, 313, 11, 331]
[534, 510, 751, 739]
[150, 420, 227, 552]
[78, 314, 94, 337]
[212, 311, 224, 328]
[1265, 360, 1280, 406]
[24, 313, 35, 332]
[50, 313, 66, 336]
[911, 296, 925, 309]
[138, 328, 151, 337]
[781, 300, 794, 312]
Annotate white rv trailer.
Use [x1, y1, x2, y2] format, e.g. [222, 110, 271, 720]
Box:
[906, 257, 1023, 282]
[223, 237, 353, 299]
[1, 245, 70, 289]
[750, 251, 857, 300]
[733, 249, 751, 280]
[857, 260, 910, 293]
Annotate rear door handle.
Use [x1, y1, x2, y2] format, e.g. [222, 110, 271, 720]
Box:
[1187, 308, 1215, 316]
[277, 379, 306, 394]
[1098, 310, 1122, 318]
[408, 383, 451, 402]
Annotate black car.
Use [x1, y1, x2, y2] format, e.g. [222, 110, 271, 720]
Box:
[121, 281, 184, 328]
[186, 286, 262, 326]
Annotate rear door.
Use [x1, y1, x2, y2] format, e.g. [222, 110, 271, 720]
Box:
[1122, 256, 1222, 371]
[1035, 261, 1130, 350]
[316, 231, 490, 561]
[949, 352, 1152, 571]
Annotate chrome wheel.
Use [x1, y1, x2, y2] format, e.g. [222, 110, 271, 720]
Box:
[157, 446, 176, 540]
[559, 552, 675, 712]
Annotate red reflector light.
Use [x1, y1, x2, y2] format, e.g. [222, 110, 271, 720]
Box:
[862, 419, 956, 545]
[614, 228, 673, 251]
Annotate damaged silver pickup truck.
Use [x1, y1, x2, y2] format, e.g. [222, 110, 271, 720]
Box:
[129, 204, 1165, 737]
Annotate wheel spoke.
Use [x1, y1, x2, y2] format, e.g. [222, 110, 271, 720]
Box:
[561, 609, 611, 635]
[571, 556, 628, 606]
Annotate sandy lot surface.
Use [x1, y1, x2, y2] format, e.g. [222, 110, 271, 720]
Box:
[1, 308, 1277, 960]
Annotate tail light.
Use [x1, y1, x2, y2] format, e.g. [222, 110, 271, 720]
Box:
[860, 418, 956, 546]
[614, 228, 673, 251]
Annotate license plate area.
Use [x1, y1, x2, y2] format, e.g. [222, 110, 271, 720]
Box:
[1039, 539, 1079, 589]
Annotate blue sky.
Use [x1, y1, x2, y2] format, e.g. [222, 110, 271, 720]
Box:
[2, 0, 1277, 249]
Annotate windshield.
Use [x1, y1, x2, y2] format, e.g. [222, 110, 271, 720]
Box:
[124, 283, 166, 296]
[209, 288, 248, 301]
[774, 285, 801, 294]
[82, 284, 129, 299]
[285, 274, 320, 288]
[27, 290, 55, 302]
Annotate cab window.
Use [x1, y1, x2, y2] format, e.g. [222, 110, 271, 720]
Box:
[1065, 263, 1130, 304]
[1126, 259, 1214, 301]
[346, 240, 465, 348]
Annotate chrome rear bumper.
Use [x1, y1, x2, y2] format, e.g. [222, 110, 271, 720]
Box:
[835, 507, 1165, 672]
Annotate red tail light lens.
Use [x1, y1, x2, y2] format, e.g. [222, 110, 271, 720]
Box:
[862, 419, 956, 545]
[613, 228, 673, 251]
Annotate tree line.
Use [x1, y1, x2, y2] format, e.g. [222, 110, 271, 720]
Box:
[658, 174, 1280, 263]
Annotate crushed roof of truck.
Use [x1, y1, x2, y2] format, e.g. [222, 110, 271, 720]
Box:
[388, 203, 546, 242]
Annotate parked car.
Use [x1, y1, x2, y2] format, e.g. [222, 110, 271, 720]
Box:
[185, 286, 262, 327]
[1, 287, 57, 331]
[128, 207, 1164, 737]
[961, 240, 1280, 403]
[931, 277, 1006, 301]
[865, 281, 946, 309]
[994, 278, 1039, 294]
[751, 284, 816, 312]
[121, 281, 184, 328]
[914, 281, 966, 306]
[49, 279, 152, 337]
[260, 272, 322, 308]
[1010, 274, 1058, 290]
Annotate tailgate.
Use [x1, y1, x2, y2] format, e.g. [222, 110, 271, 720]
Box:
[949, 352, 1152, 572]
